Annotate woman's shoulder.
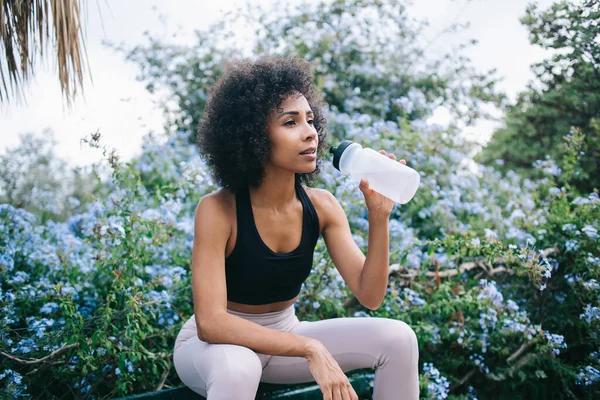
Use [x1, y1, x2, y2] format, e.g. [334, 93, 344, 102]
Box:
[302, 185, 337, 207]
[195, 188, 237, 221]
[301, 185, 340, 228]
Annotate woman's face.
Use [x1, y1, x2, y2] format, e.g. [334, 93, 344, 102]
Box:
[265, 92, 319, 174]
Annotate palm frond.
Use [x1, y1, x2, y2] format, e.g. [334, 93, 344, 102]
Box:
[0, 0, 90, 106]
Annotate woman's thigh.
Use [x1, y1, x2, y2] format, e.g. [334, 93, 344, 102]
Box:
[260, 316, 411, 384]
[174, 335, 268, 398]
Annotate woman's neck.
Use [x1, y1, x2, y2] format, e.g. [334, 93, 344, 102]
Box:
[249, 172, 297, 211]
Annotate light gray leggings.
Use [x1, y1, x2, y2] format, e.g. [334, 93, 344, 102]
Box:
[173, 304, 419, 399]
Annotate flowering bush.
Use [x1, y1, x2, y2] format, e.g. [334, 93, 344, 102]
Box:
[2, 0, 598, 398]
[2, 112, 598, 398]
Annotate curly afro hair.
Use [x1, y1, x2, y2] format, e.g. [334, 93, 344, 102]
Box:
[196, 55, 329, 194]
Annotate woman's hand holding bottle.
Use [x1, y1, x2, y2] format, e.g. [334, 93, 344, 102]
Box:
[358, 150, 407, 219]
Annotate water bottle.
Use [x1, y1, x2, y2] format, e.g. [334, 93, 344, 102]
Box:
[329, 140, 420, 204]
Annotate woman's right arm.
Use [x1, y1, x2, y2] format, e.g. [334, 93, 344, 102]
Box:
[192, 193, 314, 357]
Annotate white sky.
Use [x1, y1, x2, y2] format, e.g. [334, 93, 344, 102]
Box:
[0, 0, 555, 168]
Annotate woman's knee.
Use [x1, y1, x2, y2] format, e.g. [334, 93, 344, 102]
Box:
[379, 319, 419, 357]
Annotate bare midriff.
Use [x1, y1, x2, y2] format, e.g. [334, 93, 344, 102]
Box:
[227, 295, 299, 314]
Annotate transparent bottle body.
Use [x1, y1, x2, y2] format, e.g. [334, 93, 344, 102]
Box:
[338, 144, 420, 204]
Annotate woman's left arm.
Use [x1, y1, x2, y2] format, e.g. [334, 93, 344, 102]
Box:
[320, 150, 405, 310]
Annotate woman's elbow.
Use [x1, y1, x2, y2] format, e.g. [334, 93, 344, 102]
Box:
[196, 314, 221, 343]
[362, 299, 383, 311]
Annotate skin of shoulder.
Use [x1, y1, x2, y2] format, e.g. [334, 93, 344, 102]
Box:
[209, 188, 236, 216]
[301, 185, 339, 235]
[201, 188, 236, 241]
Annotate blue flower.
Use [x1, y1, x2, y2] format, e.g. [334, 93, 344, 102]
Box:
[0, 252, 15, 271]
[477, 280, 503, 307]
[583, 279, 599, 292]
[576, 366, 600, 386]
[544, 330, 567, 356]
[8, 271, 29, 285]
[125, 359, 135, 373]
[11, 338, 38, 354]
[423, 362, 450, 399]
[561, 223, 578, 232]
[506, 300, 519, 313]
[353, 311, 371, 318]
[580, 305, 600, 323]
[582, 225, 598, 239]
[565, 239, 579, 252]
[399, 288, 426, 310]
[40, 302, 59, 314]
[548, 187, 561, 195]
[469, 353, 489, 374]
[0, 369, 20, 384]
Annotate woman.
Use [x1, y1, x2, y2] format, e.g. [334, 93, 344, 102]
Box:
[173, 55, 419, 400]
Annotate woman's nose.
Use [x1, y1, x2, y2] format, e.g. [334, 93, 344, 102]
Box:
[304, 125, 317, 140]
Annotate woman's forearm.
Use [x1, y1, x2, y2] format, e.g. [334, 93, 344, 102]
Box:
[358, 215, 390, 309]
[198, 311, 316, 358]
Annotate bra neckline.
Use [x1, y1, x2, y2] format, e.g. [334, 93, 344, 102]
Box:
[246, 182, 306, 257]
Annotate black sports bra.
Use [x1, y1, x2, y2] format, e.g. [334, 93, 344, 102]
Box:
[224, 176, 320, 305]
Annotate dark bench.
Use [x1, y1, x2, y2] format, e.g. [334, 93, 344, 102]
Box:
[114, 370, 374, 399]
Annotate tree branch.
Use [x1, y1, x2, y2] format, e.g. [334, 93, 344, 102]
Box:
[507, 342, 535, 364]
[155, 357, 172, 392]
[342, 248, 558, 311]
[449, 368, 476, 391]
[508, 353, 536, 374]
[0, 343, 79, 365]
[28, 361, 66, 376]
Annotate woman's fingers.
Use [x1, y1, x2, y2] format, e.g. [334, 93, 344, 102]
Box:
[308, 340, 359, 400]
[333, 385, 344, 400]
[379, 149, 403, 162]
[334, 380, 354, 400]
[345, 383, 359, 400]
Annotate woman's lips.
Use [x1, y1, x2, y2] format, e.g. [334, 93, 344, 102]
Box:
[300, 152, 316, 160]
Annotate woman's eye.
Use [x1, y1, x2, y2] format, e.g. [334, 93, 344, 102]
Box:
[284, 120, 314, 126]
